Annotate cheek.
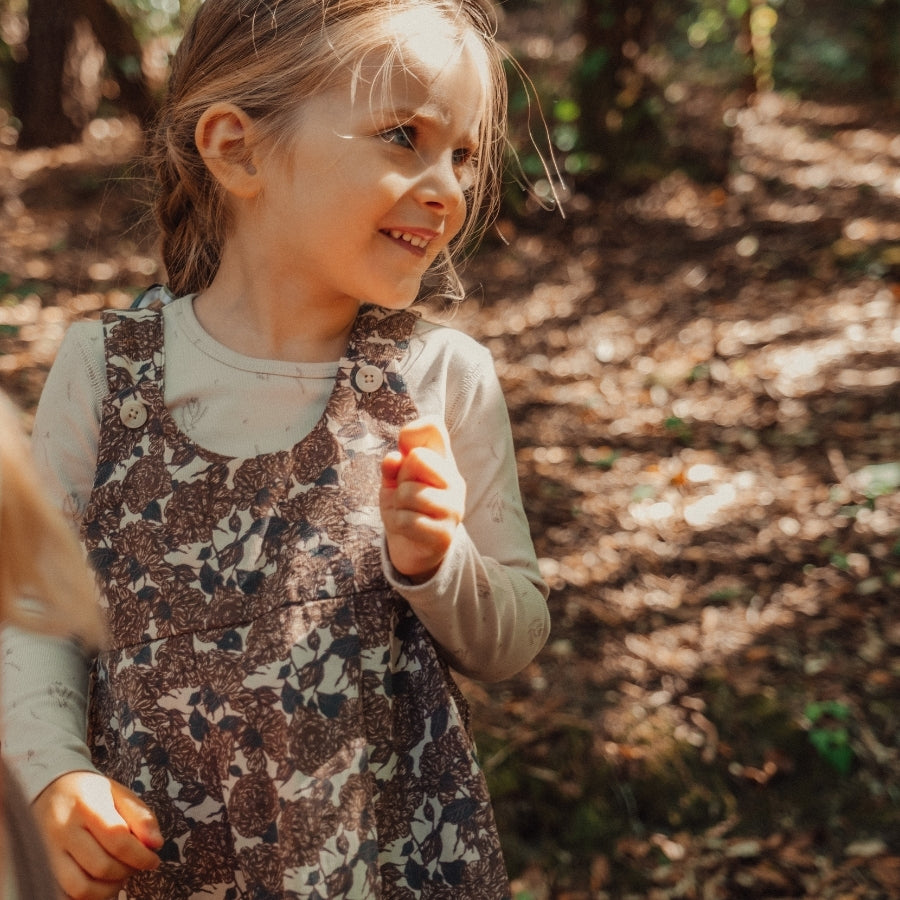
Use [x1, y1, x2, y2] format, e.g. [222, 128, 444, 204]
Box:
[446, 202, 469, 244]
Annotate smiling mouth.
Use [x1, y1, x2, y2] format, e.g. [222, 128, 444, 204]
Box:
[383, 229, 432, 252]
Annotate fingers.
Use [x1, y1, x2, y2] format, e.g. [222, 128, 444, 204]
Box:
[380, 450, 403, 490]
[382, 425, 465, 519]
[54, 827, 132, 899]
[110, 779, 164, 851]
[389, 481, 458, 521]
[381, 419, 462, 490]
[382, 445, 450, 496]
[386, 506, 457, 554]
[380, 418, 466, 580]
[79, 777, 161, 871]
[33, 771, 161, 900]
[396, 445, 455, 491]
[397, 417, 450, 458]
[388, 418, 460, 492]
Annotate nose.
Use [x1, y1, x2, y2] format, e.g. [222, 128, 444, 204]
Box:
[414, 153, 466, 215]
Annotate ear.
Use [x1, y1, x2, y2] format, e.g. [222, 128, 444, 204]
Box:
[195, 102, 262, 199]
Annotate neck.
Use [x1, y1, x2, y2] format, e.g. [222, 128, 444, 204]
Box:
[193, 257, 359, 364]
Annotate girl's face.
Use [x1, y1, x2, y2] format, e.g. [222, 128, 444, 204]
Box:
[245, 9, 490, 313]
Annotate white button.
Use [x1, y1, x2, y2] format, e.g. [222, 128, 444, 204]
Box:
[355, 365, 384, 393]
[119, 399, 148, 429]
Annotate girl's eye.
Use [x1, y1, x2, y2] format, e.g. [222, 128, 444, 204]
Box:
[454, 148, 479, 193]
[381, 125, 415, 149]
[452, 147, 475, 167]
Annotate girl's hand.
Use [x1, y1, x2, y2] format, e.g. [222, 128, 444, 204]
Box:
[380, 418, 466, 582]
[32, 770, 163, 900]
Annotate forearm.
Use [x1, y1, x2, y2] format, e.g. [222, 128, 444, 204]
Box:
[384, 524, 549, 682]
[1, 627, 97, 802]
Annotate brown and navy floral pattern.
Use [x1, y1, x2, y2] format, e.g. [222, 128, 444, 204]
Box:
[82, 304, 510, 899]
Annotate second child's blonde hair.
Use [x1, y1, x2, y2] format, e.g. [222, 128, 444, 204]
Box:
[0, 393, 104, 646]
[152, 0, 508, 301]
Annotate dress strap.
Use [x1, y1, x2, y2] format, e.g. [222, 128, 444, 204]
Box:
[101, 307, 166, 396]
[339, 304, 419, 398]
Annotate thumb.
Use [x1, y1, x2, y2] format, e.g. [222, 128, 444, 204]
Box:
[397, 417, 450, 458]
[110, 780, 163, 849]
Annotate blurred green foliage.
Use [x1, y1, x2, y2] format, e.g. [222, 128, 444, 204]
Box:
[805, 700, 855, 775]
[104, 0, 198, 38]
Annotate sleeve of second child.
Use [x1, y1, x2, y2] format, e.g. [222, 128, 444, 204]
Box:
[382, 325, 550, 682]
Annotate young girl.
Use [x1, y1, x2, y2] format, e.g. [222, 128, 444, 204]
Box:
[0, 390, 106, 899]
[2, 1, 550, 897]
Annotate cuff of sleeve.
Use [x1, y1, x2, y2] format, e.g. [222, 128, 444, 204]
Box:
[17, 750, 100, 806]
[380, 524, 468, 603]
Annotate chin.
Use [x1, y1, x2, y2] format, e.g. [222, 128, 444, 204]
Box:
[366, 289, 420, 311]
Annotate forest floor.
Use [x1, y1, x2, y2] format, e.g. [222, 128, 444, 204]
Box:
[1, 89, 899, 898]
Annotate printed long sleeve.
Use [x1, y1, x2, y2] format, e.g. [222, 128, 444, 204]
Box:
[1, 629, 97, 802]
[383, 525, 548, 682]
[384, 332, 549, 680]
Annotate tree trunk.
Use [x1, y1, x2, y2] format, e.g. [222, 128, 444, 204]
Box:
[81, 0, 156, 125]
[13, 0, 156, 150]
[868, 0, 900, 101]
[574, 0, 628, 158]
[13, 0, 80, 149]
[574, 0, 666, 176]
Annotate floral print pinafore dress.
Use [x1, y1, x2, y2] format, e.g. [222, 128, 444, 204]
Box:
[81, 304, 510, 900]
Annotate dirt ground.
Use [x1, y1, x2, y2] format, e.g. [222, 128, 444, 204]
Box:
[1, 89, 899, 898]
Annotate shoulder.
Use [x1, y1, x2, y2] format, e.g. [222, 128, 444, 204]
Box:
[407, 313, 494, 371]
[402, 313, 504, 428]
[54, 318, 105, 386]
[62, 315, 105, 347]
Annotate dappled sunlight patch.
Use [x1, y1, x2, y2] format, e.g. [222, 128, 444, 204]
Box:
[844, 216, 900, 242]
[0, 115, 158, 308]
[737, 95, 900, 197]
[0, 117, 141, 183]
[628, 170, 741, 233]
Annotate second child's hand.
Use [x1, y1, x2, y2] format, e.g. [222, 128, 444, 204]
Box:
[380, 418, 466, 583]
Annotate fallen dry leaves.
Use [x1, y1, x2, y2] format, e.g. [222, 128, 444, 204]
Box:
[1, 92, 898, 898]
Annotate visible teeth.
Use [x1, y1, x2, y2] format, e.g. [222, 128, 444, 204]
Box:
[389, 230, 429, 248]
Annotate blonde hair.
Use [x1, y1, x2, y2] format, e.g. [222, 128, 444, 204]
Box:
[152, 0, 508, 300]
[0, 393, 104, 646]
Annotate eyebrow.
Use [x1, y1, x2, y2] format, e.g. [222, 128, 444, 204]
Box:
[376, 104, 480, 145]
[381, 103, 446, 125]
